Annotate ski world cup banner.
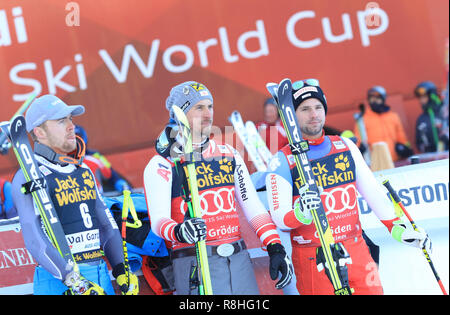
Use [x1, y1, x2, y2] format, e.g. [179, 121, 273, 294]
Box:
[358, 159, 449, 230]
[0, 0, 449, 176]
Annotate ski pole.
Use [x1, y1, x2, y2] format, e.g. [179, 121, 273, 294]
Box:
[121, 190, 142, 294]
[121, 190, 131, 294]
[383, 179, 448, 295]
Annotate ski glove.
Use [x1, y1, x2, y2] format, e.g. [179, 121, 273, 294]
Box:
[174, 217, 207, 244]
[391, 220, 432, 253]
[395, 143, 414, 158]
[63, 270, 106, 295]
[113, 262, 139, 295]
[267, 243, 294, 289]
[294, 185, 323, 225]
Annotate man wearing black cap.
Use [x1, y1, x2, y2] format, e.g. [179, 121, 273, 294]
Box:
[10, 95, 138, 295]
[144, 81, 293, 294]
[265, 79, 431, 295]
[353, 86, 413, 162]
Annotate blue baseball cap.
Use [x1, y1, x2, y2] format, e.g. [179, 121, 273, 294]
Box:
[165, 81, 213, 118]
[367, 86, 387, 101]
[25, 95, 85, 132]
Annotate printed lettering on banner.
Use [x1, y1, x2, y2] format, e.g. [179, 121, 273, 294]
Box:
[359, 161, 449, 230]
[0, 226, 37, 290]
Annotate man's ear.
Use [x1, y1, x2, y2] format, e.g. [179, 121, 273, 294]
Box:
[33, 126, 47, 141]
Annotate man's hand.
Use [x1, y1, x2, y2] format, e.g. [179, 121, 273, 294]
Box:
[113, 263, 139, 295]
[174, 217, 207, 244]
[391, 220, 432, 252]
[267, 243, 294, 289]
[63, 270, 106, 295]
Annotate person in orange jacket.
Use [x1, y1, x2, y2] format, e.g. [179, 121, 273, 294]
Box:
[354, 86, 413, 162]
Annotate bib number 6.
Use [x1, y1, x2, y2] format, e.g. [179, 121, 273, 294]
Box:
[79, 203, 93, 228]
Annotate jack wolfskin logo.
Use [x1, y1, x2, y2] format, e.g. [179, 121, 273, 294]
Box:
[219, 158, 232, 173]
[294, 152, 355, 191]
[82, 171, 95, 189]
[335, 154, 350, 171]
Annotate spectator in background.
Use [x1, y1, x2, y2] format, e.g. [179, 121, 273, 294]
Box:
[354, 86, 413, 162]
[414, 81, 449, 153]
[75, 125, 131, 194]
[256, 98, 288, 153]
[1, 177, 17, 219]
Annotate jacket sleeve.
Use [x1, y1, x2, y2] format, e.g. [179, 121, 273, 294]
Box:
[143, 155, 178, 242]
[265, 151, 303, 230]
[393, 113, 409, 145]
[86, 165, 124, 269]
[11, 170, 71, 280]
[342, 137, 398, 229]
[231, 147, 281, 246]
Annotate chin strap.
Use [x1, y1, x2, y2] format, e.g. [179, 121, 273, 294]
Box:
[34, 135, 86, 166]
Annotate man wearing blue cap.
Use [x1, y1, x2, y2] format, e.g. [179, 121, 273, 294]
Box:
[144, 81, 293, 294]
[11, 95, 138, 295]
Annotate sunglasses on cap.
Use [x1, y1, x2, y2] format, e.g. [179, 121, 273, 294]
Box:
[292, 78, 320, 90]
[414, 87, 427, 97]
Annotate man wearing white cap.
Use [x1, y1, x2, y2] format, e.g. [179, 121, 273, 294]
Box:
[144, 81, 293, 294]
[11, 95, 138, 295]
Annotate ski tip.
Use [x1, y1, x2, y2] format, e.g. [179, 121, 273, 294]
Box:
[266, 83, 279, 97]
[228, 110, 242, 125]
[279, 78, 292, 86]
[0, 121, 10, 128]
[11, 115, 26, 127]
[0, 121, 11, 139]
[7, 116, 26, 138]
[277, 78, 292, 97]
[230, 110, 241, 119]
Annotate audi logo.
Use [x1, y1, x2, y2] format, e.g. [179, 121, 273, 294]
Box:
[180, 187, 237, 216]
[321, 185, 358, 214]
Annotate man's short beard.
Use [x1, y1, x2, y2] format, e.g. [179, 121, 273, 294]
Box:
[301, 122, 324, 138]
